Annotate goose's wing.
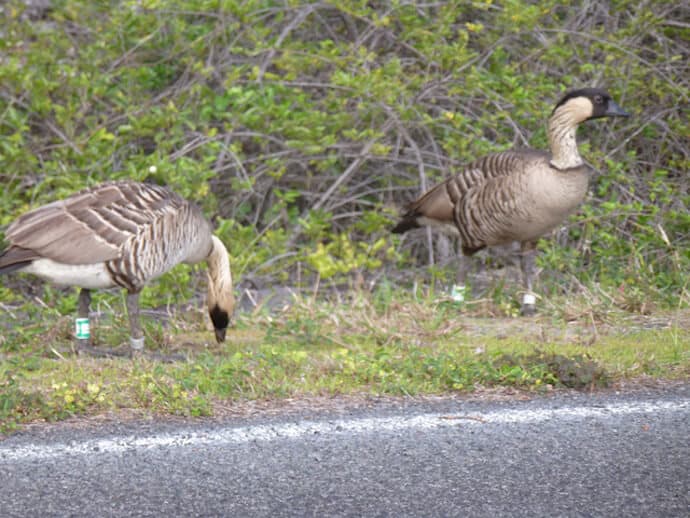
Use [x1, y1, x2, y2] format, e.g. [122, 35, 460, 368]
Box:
[394, 150, 544, 230]
[5, 181, 182, 265]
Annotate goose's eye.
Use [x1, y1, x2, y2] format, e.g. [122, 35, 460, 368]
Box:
[594, 95, 603, 104]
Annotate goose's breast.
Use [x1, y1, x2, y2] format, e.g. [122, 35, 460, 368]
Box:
[495, 168, 589, 243]
[524, 168, 589, 235]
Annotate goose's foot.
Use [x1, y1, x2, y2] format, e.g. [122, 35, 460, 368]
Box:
[75, 343, 185, 362]
[520, 304, 537, 317]
[136, 349, 188, 363]
[127, 336, 187, 362]
[77, 344, 131, 358]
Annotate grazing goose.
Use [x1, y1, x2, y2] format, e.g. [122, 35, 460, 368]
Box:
[0, 180, 235, 350]
[392, 88, 629, 315]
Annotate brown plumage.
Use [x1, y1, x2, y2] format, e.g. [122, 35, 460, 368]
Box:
[0, 180, 235, 349]
[392, 88, 629, 314]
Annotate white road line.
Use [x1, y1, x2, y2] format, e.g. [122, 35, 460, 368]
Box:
[0, 399, 687, 462]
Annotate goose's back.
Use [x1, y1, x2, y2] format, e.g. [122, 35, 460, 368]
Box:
[396, 149, 590, 252]
[3, 181, 212, 290]
[106, 193, 213, 291]
[457, 150, 590, 249]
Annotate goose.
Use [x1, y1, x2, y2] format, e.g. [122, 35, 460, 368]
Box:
[392, 88, 629, 315]
[0, 180, 235, 350]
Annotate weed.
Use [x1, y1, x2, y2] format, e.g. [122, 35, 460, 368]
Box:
[494, 351, 609, 389]
[0, 288, 688, 433]
[0, 371, 46, 433]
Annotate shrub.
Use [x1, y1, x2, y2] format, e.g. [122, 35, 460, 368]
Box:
[0, 0, 687, 308]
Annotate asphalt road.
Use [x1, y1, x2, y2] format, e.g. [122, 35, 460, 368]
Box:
[1, 385, 688, 517]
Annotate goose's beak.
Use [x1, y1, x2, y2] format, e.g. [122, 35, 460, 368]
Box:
[214, 327, 227, 343]
[606, 100, 630, 117]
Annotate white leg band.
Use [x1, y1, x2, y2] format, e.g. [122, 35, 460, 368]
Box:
[451, 285, 466, 303]
[130, 337, 145, 350]
[522, 293, 536, 305]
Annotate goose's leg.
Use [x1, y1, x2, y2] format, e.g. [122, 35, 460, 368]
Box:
[456, 254, 469, 285]
[453, 253, 470, 303]
[520, 241, 538, 316]
[77, 288, 91, 348]
[126, 291, 145, 351]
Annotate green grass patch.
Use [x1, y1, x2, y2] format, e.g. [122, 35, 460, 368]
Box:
[1, 293, 688, 434]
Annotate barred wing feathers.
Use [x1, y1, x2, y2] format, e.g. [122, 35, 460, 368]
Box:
[5, 182, 185, 266]
[393, 149, 548, 252]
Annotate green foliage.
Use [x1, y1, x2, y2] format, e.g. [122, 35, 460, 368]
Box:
[6, 1, 688, 433]
[494, 351, 609, 389]
[44, 380, 107, 419]
[0, 0, 687, 315]
[130, 371, 212, 416]
[0, 370, 46, 433]
[1, 292, 688, 432]
[305, 234, 387, 279]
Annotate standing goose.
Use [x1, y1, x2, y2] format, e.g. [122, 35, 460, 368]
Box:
[392, 88, 629, 315]
[0, 180, 235, 350]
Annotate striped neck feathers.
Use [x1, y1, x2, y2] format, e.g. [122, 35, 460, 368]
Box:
[547, 96, 592, 170]
[206, 235, 235, 333]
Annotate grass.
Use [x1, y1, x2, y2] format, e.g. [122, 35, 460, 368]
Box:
[0, 287, 689, 435]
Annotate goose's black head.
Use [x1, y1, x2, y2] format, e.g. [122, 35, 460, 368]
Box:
[209, 303, 231, 343]
[553, 88, 630, 121]
[205, 235, 235, 343]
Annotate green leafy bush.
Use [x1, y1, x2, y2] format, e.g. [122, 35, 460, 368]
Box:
[0, 0, 687, 312]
